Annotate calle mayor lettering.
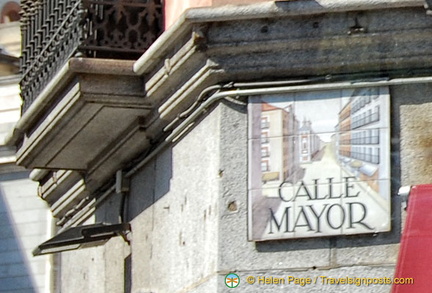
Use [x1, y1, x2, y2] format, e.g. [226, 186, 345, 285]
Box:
[268, 177, 375, 235]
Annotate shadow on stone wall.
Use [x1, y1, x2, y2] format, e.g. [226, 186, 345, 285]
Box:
[127, 147, 173, 221]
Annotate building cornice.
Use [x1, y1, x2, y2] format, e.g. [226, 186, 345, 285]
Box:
[0, 74, 19, 84]
[134, 0, 426, 75]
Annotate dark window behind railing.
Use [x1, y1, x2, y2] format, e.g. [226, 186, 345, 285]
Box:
[20, 0, 163, 113]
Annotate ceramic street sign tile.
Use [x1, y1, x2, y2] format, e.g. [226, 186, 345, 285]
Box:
[248, 86, 391, 241]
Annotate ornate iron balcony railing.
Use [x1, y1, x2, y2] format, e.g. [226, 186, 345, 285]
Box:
[20, 0, 163, 112]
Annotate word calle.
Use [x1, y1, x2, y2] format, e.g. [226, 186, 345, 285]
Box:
[278, 177, 360, 202]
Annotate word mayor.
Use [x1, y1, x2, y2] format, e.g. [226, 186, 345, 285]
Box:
[268, 177, 375, 235]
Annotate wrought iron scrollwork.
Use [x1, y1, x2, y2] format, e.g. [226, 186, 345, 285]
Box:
[81, 0, 162, 57]
[20, 0, 163, 112]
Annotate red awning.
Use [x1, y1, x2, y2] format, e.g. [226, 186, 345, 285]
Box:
[392, 185, 432, 292]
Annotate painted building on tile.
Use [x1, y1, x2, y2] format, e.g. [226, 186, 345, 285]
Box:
[337, 87, 390, 195]
[7, 0, 432, 292]
[298, 118, 322, 163]
[260, 102, 300, 189]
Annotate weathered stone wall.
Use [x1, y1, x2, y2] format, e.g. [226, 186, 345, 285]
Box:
[397, 84, 432, 186]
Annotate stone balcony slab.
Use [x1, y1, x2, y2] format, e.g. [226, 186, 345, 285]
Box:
[14, 58, 151, 172]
